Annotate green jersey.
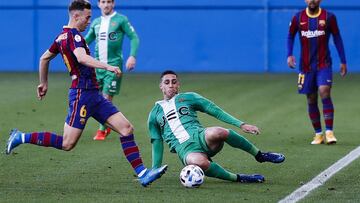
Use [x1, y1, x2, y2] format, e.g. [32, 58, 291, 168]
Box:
[85, 12, 139, 68]
[148, 92, 245, 154]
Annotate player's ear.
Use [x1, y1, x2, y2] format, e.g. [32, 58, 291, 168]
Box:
[72, 11, 80, 21]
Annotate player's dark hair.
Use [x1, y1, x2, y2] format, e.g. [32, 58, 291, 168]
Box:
[68, 0, 91, 12]
[160, 70, 178, 80]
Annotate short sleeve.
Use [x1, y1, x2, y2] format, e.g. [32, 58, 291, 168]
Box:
[71, 29, 86, 50]
[48, 40, 59, 54]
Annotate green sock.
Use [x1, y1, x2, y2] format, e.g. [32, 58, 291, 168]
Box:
[99, 124, 106, 131]
[205, 162, 237, 182]
[226, 129, 259, 156]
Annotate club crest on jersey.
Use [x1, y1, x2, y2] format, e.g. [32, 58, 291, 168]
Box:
[319, 20, 326, 27]
[80, 118, 86, 125]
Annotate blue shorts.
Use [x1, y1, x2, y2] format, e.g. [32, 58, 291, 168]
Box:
[66, 89, 119, 129]
[297, 67, 332, 94]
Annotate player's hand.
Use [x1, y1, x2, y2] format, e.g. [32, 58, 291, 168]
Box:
[240, 124, 260, 135]
[107, 65, 122, 77]
[126, 56, 136, 71]
[37, 83, 48, 100]
[287, 56, 296, 69]
[340, 63, 347, 77]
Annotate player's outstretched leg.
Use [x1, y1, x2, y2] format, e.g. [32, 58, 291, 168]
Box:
[138, 165, 168, 187]
[5, 129, 64, 154]
[255, 151, 285, 163]
[119, 134, 167, 187]
[5, 129, 23, 154]
[237, 174, 265, 183]
[204, 162, 264, 183]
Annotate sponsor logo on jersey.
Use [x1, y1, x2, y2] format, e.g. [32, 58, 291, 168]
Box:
[301, 30, 325, 38]
[99, 32, 107, 40]
[159, 115, 166, 128]
[166, 109, 177, 121]
[179, 106, 189, 116]
[109, 32, 118, 40]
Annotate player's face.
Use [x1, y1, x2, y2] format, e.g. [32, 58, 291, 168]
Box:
[98, 0, 115, 16]
[76, 9, 92, 32]
[160, 74, 180, 100]
[305, 0, 321, 10]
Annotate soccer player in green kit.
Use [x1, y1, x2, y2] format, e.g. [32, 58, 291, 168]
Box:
[148, 70, 285, 183]
[85, 0, 139, 140]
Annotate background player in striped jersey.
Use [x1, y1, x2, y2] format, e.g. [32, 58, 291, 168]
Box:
[287, 0, 347, 145]
[85, 0, 139, 140]
[147, 70, 285, 183]
[5, 0, 166, 187]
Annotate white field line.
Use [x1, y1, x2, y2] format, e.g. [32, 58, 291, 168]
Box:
[279, 146, 360, 203]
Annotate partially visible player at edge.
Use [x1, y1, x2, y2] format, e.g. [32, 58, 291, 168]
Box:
[5, 0, 166, 187]
[85, 0, 139, 141]
[287, 0, 347, 145]
[148, 70, 285, 183]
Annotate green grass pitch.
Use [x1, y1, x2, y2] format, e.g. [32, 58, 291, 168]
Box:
[0, 73, 359, 202]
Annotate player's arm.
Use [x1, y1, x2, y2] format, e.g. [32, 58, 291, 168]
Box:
[287, 15, 299, 69]
[37, 50, 57, 100]
[151, 139, 164, 168]
[329, 14, 347, 77]
[73, 47, 121, 77]
[84, 22, 96, 45]
[148, 107, 164, 168]
[192, 93, 260, 135]
[122, 17, 139, 70]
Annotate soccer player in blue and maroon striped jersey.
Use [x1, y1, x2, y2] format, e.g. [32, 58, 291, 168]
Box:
[287, 0, 347, 145]
[5, 0, 167, 187]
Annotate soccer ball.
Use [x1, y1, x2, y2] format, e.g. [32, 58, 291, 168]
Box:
[179, 165, 205, 188]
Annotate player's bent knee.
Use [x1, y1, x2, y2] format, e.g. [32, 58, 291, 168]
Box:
[62, 142, 76, 151]
[206, 127, 229, 140]
[62, 145, 73, 151]
[186, 154, 210, 170]
[188, 160, 209, 171]
[119, 123, 134, 136]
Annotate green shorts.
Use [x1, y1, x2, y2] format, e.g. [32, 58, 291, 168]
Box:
[177, 128, 218, 165]
[96, 68, 123, 96]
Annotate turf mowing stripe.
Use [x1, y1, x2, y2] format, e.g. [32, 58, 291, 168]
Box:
[279, 146, 360, 203]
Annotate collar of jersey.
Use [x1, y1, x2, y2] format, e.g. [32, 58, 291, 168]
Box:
[101, 11, 117, 20]
[306, 7, 322, 18]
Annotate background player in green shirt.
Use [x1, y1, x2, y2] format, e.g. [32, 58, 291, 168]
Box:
[85, 0, 139, 140]
[148, 70, 285, 183]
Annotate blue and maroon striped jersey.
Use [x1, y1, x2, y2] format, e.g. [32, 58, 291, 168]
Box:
[287, 8, 346, 72]
[49, 26, 99, 89]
